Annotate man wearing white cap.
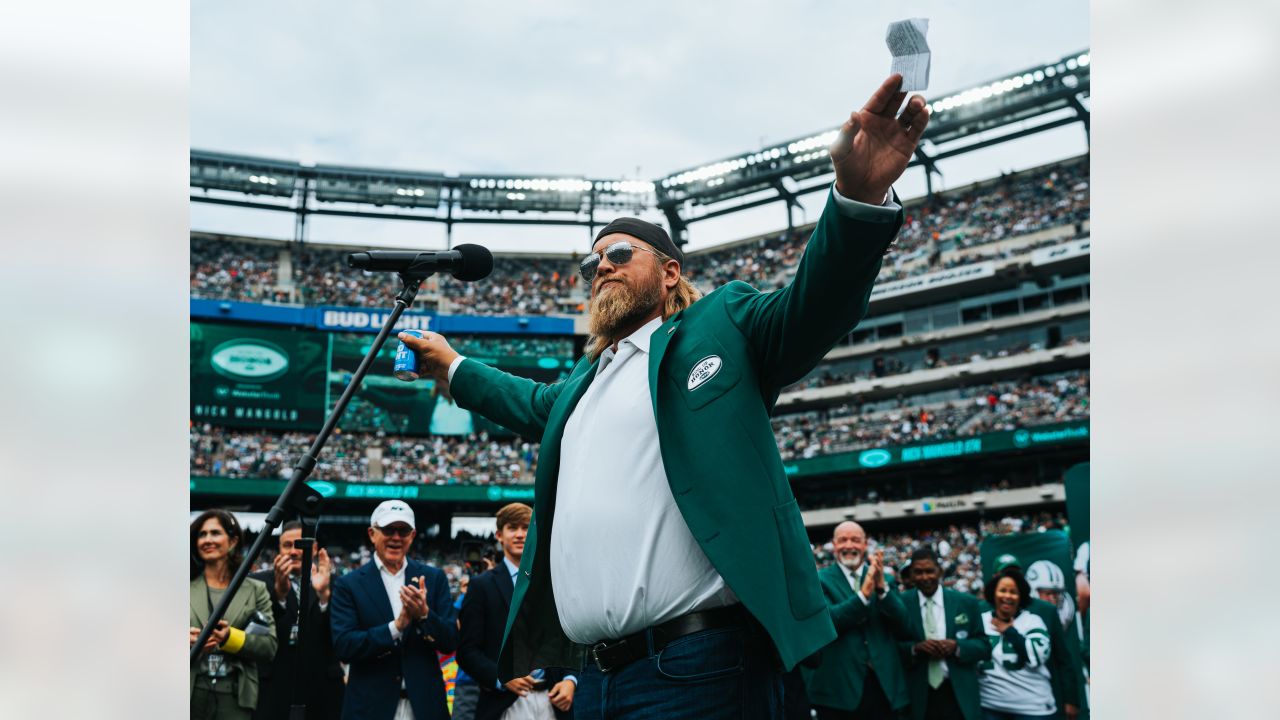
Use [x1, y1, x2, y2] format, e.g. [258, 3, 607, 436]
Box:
[331, 501, 458, 720]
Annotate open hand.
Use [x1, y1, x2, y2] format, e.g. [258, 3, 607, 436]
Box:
[830, 73, 930, 204]
[312, 548, 332, 604]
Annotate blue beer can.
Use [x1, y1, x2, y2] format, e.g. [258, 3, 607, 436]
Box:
[393, 330, 423, 382]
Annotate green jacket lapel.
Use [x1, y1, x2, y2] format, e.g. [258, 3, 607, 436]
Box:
[647, 315, 681, 414]
[943, 589, 957, 639]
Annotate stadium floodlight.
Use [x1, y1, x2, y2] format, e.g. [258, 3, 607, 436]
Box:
[314, 164, 445, 208]
[459, 174, 591, 212]
[191, 150, 299, 198]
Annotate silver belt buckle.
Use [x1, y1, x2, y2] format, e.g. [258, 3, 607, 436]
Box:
[590, 642, 610, 673]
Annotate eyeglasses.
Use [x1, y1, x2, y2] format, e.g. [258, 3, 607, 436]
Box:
[377, 525, 414, 538]
[579, 240, 663, 283]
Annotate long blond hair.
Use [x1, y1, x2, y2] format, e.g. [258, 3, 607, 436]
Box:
[583, 250, 702, 362]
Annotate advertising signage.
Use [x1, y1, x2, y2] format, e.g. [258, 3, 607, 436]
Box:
[189, 476, 536, 503]
[782, 420, 1088, 478]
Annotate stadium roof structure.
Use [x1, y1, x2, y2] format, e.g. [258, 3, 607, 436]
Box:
[191, 49, 1088, 248]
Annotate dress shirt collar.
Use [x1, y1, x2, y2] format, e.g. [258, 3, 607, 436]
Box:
[373, 553, 406, 579]
[503, 556, 519, 580]
[839, 561, 864, 583]
[919, 585, 944, 607]
[597, 315, 663, 372]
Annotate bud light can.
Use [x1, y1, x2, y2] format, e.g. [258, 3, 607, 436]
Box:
[393, 330, 423, 382]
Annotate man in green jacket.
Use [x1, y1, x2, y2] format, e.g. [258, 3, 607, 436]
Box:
[805, 521, 910, 719]
[399, 74, 930, 719]
[897, 547, 991, 720]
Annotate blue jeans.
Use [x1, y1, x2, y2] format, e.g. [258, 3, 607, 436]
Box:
[573, 624, 783, 720]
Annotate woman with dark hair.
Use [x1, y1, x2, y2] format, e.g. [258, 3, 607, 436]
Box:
[977, 567, 1055, 720]
[190, 509, 277, 720]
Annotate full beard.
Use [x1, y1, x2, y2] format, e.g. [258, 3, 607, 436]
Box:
[588, 273, 662, 342]
[837, 549, 864, 570]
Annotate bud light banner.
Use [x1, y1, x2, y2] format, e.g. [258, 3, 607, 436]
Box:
[317, 307, 437, 332]
[190, 322, 327, 430]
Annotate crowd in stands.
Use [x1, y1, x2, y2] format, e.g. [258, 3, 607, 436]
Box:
[190, 424, 536, 485]
[783, 333, 1087, 393]
[774, 370, 1089, 460]
[190, 156, 1089, 310]
[191, 369, 1086, 483]
[190, 236, 290, 303]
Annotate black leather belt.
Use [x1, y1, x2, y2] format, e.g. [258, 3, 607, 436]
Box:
[588, 604, 749, 673]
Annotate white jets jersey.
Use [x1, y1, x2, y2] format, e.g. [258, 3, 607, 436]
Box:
[978, 610, 1056, 716]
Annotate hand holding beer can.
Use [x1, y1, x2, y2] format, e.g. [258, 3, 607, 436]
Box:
[393, 330, 424, 381]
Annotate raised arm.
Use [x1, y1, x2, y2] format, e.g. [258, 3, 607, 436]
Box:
[724, 75, 930, 387]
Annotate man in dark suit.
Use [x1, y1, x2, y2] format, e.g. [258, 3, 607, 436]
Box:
[458, 503, 575, 720]
[805, 521, 909, 719]
[331, 500, 458, 720]
[251, 520, 344, 720]
[897, 547, 990, 720]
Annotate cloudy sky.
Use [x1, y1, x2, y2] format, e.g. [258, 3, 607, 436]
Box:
[192, 0, 1089, 253]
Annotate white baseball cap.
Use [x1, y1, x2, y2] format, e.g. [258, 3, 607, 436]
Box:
[370, 500, 415, 529]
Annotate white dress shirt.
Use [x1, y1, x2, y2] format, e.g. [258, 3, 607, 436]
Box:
[374, 554, 407, 642]
[918, 586, 950, 678]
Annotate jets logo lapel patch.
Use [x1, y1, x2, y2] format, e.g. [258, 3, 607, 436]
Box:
[687, 355, 723, 391]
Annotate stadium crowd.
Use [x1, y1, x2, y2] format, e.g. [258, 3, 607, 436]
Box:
[190, 156, 1089, 311]
[774, 370, 1089, 460]
[782, 333, 1087, 393]
[190, 424, 537, 485]
[190, 370, 1087, 484]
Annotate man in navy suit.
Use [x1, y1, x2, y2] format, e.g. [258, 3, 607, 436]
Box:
[458, 503, 576, 720]
[331, 500, 458, 720]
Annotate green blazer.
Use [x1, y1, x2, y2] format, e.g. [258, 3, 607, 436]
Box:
[449, 190, 902, 678]
[803, 563, 910, 712]
[977, 596, 1080, 717]
[897, 588, 991, 720]
[190, 575, 278, 712]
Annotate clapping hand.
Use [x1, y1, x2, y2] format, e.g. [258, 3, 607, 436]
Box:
[311, 548, 332, 604]
[829, 73, 930, 204]
[396, 576, 429, 631]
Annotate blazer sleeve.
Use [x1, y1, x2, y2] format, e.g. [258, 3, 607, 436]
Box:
[722, 189, 901, 389]
[876, 588, 909, 637]
[329, 573, 398, 663]
[953, 595, 992, 666]
[822, 574, 871, 633]
[449, 359, 569, 439]
[410, 568, 458, 654]
[227, 580, 279, 663]
[456, 577, 502, 690]
[1044, 606, 1081, 707]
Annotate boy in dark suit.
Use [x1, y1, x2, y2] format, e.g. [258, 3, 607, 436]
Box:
[458, 503, 575, 720]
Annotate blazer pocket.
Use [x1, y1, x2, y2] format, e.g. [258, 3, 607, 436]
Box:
[774, 499, 826, 620]
[672, 336, 741, 411]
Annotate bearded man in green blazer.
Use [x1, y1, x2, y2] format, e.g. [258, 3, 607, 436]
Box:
[400, 74, 931, 720]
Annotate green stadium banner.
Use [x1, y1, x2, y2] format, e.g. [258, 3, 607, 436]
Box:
[191, 322, 328, 430]
[781, 420, 1089, 478]
[190, 476, 536, 503]
[1063, 462, 1089, 555]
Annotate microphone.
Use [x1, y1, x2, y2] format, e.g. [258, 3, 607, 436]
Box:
[346, 243, 494, 281]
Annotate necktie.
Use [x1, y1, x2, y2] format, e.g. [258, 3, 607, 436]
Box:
[924, 597, 944, 689]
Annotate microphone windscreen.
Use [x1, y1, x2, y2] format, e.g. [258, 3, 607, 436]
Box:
[451, 244, 494, 281]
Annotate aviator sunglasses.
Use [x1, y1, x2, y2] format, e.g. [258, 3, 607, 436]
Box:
[579, 240, 663, 283]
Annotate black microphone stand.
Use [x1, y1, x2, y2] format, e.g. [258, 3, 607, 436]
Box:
[192, 272, 430, 680]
